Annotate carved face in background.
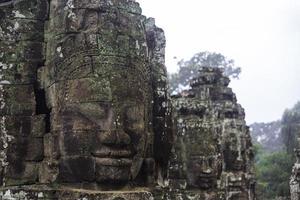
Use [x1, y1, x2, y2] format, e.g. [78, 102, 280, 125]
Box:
[184, 122, 222, 189]
[223, 124, 246, 171]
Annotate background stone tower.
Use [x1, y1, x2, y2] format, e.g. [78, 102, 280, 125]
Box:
[168, 67, 255, 200]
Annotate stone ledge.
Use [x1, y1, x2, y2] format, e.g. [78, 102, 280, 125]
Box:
[0, 186, 155, 200]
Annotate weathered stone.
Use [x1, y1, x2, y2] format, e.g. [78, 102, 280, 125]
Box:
[0, 62, 38, 84]
[57, 156, 95, 183]
[169, 67, 255, 199]
[43, 133, 59, 159]
[0, 85, 36, 116]
[4, 115, 46, 138]
[5, 162, 39, 186]
[0, 0, 47, 187]
[39, 0, 171, 188]
[24, 138, 44, 161]
[0, 186, 155, 200]
[0, 0, 255, 199]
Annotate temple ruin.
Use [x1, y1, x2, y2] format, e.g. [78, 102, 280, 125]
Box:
[0, 0, 255, 199]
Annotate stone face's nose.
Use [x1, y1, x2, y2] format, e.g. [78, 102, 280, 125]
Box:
[201, 160, 213, 174]
[98, 129, 131, 146]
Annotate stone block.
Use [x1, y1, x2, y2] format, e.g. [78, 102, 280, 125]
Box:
[43, 133, 59, 159]
[4, 115, 46, 138]
[5, 0, 49, 20]
[59, 131, 95, 157]
[5, 162, 39, 186]
[31, 115, 46, 137]
[39, 160, 59, 184]
[0, 41, 45, 63]
[0, 18, 44, 42]
[57, 156, 95, 183]
[210, 87, 236, 102]
[6, 136, 43, 165]
[0, 84, 35, 115]
[24, 137, 44, 161]
[0, 62, 38, 84]
[95, 161, 130, 183]
[4, 116, 32, 137]
[6, 137, 28, 165]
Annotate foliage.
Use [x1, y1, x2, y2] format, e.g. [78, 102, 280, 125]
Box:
[255, 148, 294, 200]
[254, 101, 300, 200]
[168, 51, 241, 93]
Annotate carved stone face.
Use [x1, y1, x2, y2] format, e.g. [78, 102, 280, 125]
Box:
[224, 173, 249, 200]
[223, 128, 245, 171]
[50, 60, 151, 183]
[184, 121, 222, 189]
[43, 0, 153, 184]
[187, 156, 221, 189]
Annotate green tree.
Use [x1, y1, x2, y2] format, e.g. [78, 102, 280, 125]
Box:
[169, 51, 241, 93]
[255, 151, 294, 200]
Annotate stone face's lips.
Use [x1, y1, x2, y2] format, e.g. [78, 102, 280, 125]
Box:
[93, 147, 133, 166]
[95, 158, 132, 167]
[92, 147, 133, 158]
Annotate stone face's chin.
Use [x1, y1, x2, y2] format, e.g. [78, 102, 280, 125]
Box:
[95, 159, 132, 183]
[232, 161, 244, 171]
[188, 172, 217, 189]
[94, 148, 135, 183]
[95, 158, 132, 167]
[196, 176, 217, 189]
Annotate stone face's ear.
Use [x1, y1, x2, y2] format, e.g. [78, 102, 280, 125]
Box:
[145, 18, 174, 184]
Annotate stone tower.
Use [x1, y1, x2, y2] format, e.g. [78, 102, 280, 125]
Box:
[167, 67, 255, 200]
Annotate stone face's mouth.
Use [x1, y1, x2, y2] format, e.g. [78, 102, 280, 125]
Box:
[92, 146, 134, 167]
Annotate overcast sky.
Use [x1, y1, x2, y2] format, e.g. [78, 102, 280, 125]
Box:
[137, 0, 300, 124]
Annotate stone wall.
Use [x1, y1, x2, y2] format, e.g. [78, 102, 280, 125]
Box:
[0, 0, 49, 186]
